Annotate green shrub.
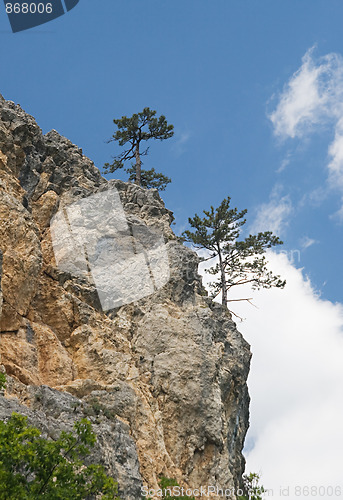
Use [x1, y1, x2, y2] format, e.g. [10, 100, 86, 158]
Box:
[238, 472, 265, 500]
[0, 373, 6, 391]
[0, 412, 120, 499]
[85, 398, 116, 421]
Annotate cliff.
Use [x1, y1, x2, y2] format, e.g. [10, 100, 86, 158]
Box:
[0, 94, 251, 499]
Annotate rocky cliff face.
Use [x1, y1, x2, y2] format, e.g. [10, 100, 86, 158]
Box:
[0, 94, 251, 499]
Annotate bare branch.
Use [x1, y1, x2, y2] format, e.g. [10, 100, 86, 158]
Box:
[227, 309, 245, 322]
[227, 297, 258, 308]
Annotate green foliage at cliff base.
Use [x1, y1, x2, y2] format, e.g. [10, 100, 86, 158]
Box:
[0, 411, 119, 499]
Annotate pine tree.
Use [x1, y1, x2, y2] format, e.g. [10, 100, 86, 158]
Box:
[103, 107, 174, 190]
[125, 165, 171, 191]
[182, 197, 286, 309]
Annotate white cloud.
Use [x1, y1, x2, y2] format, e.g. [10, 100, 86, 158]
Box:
[250, 185, 293, 237]
[269, 47, 343, 140]
[269, 48, 333, 139]
[269, 47, 343, 216]
[199, 252, 343, 498]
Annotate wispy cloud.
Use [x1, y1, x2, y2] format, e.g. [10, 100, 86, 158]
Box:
[250, 185, 293, 236]
[269, 47, 343, 217]
[171, 131, 191, 157]
[327, 117, 343, 190]
[330, 201, 343, 223]
[300, 235, 318, 250]
[276, 154, 291, 173]
[299, 185, 329, 208]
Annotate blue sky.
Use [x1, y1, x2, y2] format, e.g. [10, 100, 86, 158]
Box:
[2, 1, 343, 496]
[1, 0, 343, 302]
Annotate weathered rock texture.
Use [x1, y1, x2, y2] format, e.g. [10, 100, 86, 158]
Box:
[0, 94, 251, 499]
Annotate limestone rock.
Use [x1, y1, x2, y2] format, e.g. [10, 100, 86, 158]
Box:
[0, 93, 251, 499]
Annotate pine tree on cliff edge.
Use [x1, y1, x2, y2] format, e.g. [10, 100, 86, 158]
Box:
[182, 197, 286, 311]
[103, 107, 174, 191]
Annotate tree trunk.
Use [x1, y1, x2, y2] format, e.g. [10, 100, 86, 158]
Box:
[135, 142, 141, 186]
[218, 250, 227, 307]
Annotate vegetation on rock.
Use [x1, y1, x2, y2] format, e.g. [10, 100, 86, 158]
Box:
[0, 374, 5, 391]
[238, 472, 266, 500]
[103, 107, 173, 191]
[147, 477, 195, 499]
[0, 408, 119, 499]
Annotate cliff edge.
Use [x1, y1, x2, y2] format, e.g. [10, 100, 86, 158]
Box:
[0, 95, 251, 499]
